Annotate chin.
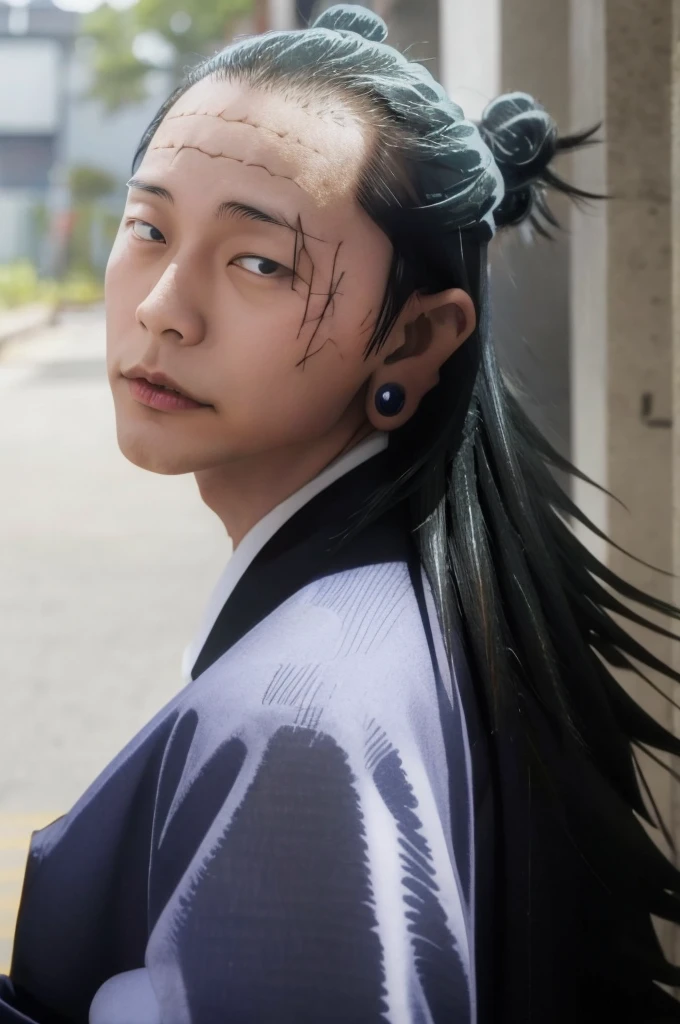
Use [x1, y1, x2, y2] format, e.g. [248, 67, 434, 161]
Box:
[115, 418, 242, 475]
[115, 427, 203, 476]
[119, 443, 195, 476]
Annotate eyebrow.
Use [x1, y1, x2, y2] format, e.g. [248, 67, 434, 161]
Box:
[127, 178, 173, 203]
[126, 178, 292, 231]
[217, 200, 291, 231]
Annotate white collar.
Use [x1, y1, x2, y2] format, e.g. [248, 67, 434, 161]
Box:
[181, 431, 389, 684]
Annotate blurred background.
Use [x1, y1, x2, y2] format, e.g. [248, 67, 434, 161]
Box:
[0, 0, 677, 979]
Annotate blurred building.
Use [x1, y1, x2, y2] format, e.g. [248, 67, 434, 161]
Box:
[0, 0, 169, 270]
[0, 0, 78, 265]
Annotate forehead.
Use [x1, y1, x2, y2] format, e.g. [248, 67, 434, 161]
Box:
[144, 75, 371, 210]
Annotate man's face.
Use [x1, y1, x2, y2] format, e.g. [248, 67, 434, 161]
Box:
[105, 76, 394, 476]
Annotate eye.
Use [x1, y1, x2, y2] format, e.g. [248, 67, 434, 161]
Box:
[232, 255, 291, 279]
[130, 220, 166, 243]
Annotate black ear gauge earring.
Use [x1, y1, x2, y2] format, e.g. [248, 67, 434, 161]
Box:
[375, 383, 406, 417]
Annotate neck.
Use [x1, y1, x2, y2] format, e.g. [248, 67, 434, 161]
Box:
[194, 419, 376, 548]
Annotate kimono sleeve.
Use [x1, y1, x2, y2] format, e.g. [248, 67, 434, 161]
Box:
[143, 707, 474, 1024]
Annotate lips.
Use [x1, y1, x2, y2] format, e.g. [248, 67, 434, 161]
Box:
[127, 377, 209, 412]
[122, 367, 210, 406]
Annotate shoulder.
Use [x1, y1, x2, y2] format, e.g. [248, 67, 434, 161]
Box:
[248, 559, 423, 656]
[200, 560, 433, 694]
[177, 559, 443, 759]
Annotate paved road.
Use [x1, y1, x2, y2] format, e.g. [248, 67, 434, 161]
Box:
[0, 307, 228, 971]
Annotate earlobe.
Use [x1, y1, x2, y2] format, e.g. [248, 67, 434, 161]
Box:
[366, 288, 476, 431]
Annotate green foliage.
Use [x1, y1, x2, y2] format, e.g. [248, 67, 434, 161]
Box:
[57, 271, 105, 307]
[65, 203, 122, 277]
[136, 0, 252, 61]
[30, 203, 49, 240]
[69, 164, 118, 203]
[82, 0, 254, 113]
[83, 5, 150, 112]
[0, 262, 103, 310]
[0, 261, 49, 309]
[67, 205, 95, 274]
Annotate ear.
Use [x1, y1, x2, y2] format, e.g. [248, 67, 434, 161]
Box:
[365, 287, 476, 431]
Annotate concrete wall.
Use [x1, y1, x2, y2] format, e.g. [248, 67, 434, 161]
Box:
[494, 0, 571, 462]
[382, 0, 440, 80]
[671, 0, 680, 970]
[440, 0, 678, 960]
[439, 0, 572, 463]
[571, 0, 675, 957]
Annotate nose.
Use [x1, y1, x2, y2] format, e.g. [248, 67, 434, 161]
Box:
[135, 262, 206, 346]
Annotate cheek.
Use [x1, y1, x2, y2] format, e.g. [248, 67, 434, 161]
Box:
[207, 299, 368, 441]
[104, 233, 161, 368]
[336, 242, 392, 342]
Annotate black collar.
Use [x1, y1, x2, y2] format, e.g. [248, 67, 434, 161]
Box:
[190, 451, 411, 680]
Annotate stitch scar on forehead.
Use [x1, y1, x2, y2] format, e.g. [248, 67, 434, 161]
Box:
[153, 95, 368, 202]
[149, 112, 305, 184]
[164, 109, 327, 158]
[149, 141, 301, 186]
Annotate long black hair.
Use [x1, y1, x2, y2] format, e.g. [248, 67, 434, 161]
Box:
[132, 3, 680, 1011]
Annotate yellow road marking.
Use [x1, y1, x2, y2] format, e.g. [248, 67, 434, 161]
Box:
[0, 870, 24, 883]
[0, 813, 61, 822]
[0, 814, 61, 830]
[0, 813, 63, 975]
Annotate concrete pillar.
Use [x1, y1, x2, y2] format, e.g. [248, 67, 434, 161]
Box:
[266, 0, 296, 31]
[671, 0, 680, 970]
[382, 0, 440, 80]
[440, 0, 500, 121]
[442, 0, 676, 960]
[440, 0, 572, 468]
[495, 0, 572, 465]
[569, 0, 608, 561]
[571, 0, 674, 955]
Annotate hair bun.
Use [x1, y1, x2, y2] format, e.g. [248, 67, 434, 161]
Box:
[312, 4, 388, 43]
[479, 91, 557, 192]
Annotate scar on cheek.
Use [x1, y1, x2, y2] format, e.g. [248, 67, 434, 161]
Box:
[296, 241, 345, 368]
[287, 213, 336, 302]
[290, 241, 344, 370]
[149, 141, 300, 185]
[293, 246, 313, 295]
[358, 308, 374, 335]
[295, 336, 344, 367]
